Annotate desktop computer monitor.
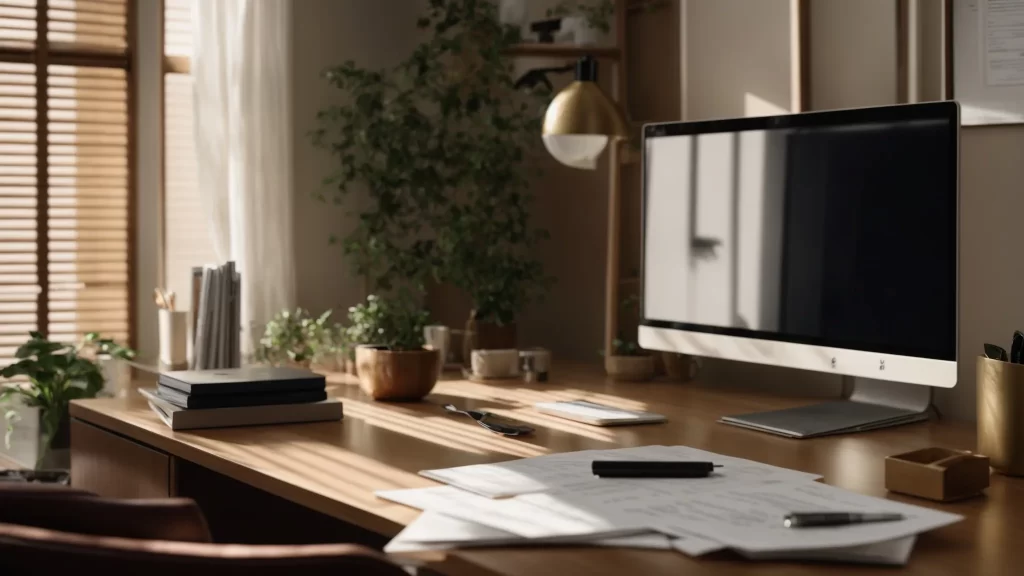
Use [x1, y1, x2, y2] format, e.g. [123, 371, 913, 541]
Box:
[639, 102, 958, 438]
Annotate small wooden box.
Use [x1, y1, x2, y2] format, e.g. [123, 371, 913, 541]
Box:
[885, 447, 989, 502]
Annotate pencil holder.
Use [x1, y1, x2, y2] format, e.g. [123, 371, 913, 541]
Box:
[159, 309, 188, 370]
[977, 355, 1024, 475]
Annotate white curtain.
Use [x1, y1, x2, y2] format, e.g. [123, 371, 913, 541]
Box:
[192, 0, 295, 356]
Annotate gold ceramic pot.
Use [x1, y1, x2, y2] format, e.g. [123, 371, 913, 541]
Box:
[977, 355, 1024, 475]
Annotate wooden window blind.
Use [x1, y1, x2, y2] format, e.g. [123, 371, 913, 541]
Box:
[0, 0, 132, 365]
[162, 0, 210, 311]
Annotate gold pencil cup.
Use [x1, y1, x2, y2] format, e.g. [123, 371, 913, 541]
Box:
[977, 356, 1024, 475]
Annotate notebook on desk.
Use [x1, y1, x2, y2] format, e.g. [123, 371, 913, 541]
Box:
[158, 366, 325, 396]
[139, 388, 342, 430]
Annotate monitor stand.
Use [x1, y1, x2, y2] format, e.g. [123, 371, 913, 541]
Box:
[718, 377, 935, 439]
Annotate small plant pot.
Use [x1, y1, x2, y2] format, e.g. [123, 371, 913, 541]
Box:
[355, 345, 441, 401]
[36, 411, 70, 470]
[605, 354, 655, 382]
[463, 311, 517, 361]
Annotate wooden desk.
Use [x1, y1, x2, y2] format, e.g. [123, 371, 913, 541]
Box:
[69, 366, 1018, 575]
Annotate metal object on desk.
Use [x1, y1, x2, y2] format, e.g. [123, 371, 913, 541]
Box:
[442, 404, 534, 437]
[978, 355, 1024, 475]
[519, 348, 551, 382]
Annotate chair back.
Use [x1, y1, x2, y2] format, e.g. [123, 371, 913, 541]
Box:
[0, 523, 409, 576]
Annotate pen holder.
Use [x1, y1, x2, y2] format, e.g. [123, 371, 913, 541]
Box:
[159, 309, 188, 370]
[977, 355, 1024, 475]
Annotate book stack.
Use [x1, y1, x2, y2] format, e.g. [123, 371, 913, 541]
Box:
[140, 366, 342, 430]
[191, 262, 241, 370]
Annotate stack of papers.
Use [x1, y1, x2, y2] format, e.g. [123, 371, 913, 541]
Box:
[376, 445, 962, 565]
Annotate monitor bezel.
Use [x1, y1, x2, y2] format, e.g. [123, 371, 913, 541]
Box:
[638, 102, 959, 387]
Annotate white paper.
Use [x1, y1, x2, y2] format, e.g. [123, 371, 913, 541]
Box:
[419, 445, 820, 498]
[738, 536, 917, 566]
[985, 0, 1024, 86]
[384, 510, 719, 556]
[543, 480, 961, 554]
[377, 485, 647, 540]
[384, 510, 677, 554]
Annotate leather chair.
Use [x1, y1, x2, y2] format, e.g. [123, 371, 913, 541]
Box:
[0, 483, 211, 542]
[0, 523, 409, 575]
[0, 484, 408, 575]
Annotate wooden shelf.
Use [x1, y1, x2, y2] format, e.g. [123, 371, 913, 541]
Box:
[620, 147, 640, 165]
[504, 43, 621, 60]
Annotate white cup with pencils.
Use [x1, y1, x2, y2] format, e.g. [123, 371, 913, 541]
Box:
[156, 288, 187, 369]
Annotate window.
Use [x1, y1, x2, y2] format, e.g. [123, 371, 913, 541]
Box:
[162, 0, 210, 311]
[0, 0, 133, 364]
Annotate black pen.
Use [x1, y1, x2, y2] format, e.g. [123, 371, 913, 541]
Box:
[783, 512, 904, 528]
[592, 461, 722, 478]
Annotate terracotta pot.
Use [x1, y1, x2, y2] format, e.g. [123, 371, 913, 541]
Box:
[463, 311, 517, 361]
[605, 355, 655, 382]
[355, 345, 440, 401]
[661, 352, 700, 382]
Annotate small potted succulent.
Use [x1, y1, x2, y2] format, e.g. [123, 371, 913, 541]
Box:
[256, 309, 332, 368]
[603, 294, 655, 381]
[604, 337, 656, 382]
[1, 332, 104, 469]
[347, 294, 439, 402]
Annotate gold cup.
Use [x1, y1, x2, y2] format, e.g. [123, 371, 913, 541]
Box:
[977, 356, 1024, 475]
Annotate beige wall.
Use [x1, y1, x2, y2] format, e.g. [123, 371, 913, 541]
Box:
[809, 0, 897, 110]
[684, 0, 795, 120]
[290, 1, 426, 317]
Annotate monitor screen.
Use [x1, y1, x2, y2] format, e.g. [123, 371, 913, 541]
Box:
[642, 104, 957, 362]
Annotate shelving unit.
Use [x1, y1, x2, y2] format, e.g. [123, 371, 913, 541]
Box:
[504, 0, 645, 359]
[504, 43, 621, 60]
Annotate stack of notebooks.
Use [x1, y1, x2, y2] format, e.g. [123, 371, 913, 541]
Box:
[140, 366, 343, 430]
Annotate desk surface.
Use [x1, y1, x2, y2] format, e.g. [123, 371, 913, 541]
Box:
[71, 366, 1019, 576]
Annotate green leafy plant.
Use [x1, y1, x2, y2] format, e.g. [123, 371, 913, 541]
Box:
[547, 0, 615, 34]
[346, 294, 430, 351]
[312, 0, 552, 325]
[602, 293, 648, 357]
[315, 321, 352, 367]
[257, 309, 333, 366]
[81, 332, 136, 360]
[1, 332, 103, 453]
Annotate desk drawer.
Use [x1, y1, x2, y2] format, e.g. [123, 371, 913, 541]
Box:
[70, 419, 171, 498]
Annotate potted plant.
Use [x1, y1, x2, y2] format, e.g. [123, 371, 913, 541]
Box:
[603, 294, 654, 381]
[1, 332, 104, 469]
[347, 294, 439, 402]
[80, 332, 135, 397]
[312, 0, 551, 345]
[604, 337, 655, 382]
[256, 309, 332, 368]
[315, 321, 353, 374]
[547, 0, 615, 45]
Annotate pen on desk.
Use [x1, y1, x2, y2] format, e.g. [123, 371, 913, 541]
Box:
[592, 461, 722, 478]
[783, 512, 905, 528]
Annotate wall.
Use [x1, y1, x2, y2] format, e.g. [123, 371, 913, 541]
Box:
[684, 0, 794, 120]
[808, 0, 898, 110]
[290, 1, 426, 317]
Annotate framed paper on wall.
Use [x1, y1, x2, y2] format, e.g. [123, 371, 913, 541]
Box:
[953, 0, 1024, 125]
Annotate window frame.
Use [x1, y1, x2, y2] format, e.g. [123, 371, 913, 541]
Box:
[0, 0, 138, 348]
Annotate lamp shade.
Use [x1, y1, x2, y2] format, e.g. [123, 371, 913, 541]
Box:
[542, 80, 629, 169]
